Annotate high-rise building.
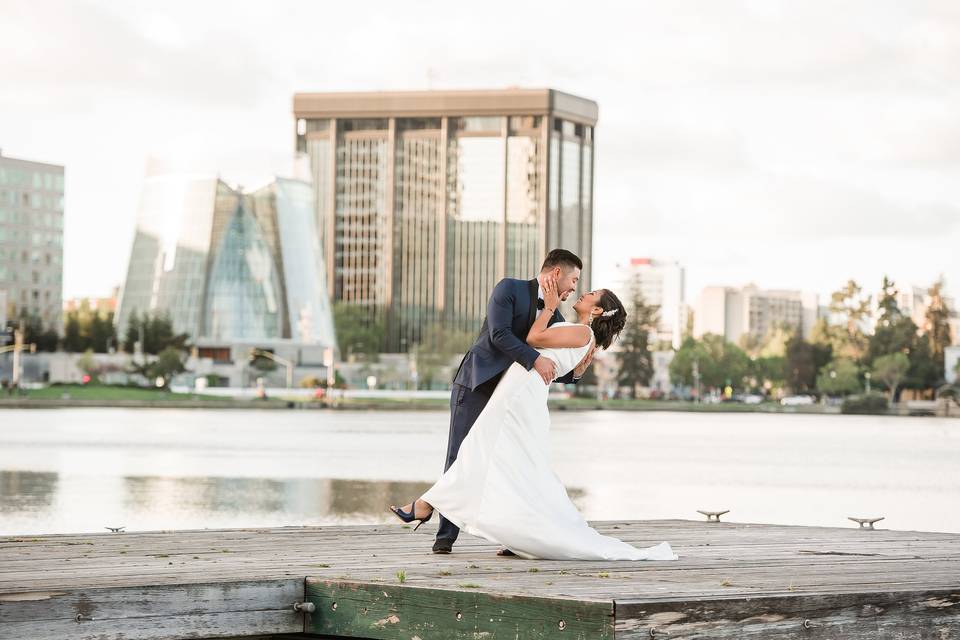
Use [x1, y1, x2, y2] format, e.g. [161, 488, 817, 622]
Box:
[0, 150, 64, 332]
[116, 175, 336, 350]
[615, 258, 685, 349]
[293, 89, 598, 352]
[694, 284, 818, 343]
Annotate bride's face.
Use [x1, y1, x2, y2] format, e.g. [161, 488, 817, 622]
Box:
[573, 290, 604, 318]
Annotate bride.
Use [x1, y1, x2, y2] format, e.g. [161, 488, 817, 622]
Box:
[390, 276, 677, 561]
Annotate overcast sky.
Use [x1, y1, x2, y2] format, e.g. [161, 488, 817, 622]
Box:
[2, 0, 957, 305]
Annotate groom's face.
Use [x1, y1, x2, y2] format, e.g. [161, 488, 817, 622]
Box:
[549, 266, 580, 301]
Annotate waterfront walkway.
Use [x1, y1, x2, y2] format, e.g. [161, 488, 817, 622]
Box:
[1, 520, 958, 639]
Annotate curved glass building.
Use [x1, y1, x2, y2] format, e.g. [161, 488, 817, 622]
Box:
[293, 89, 597, 352]
[116, 176, 336, 350]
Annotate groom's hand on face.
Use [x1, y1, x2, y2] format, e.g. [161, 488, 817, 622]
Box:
[533, 356, 557, 385]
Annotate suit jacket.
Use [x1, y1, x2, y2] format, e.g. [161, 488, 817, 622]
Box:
[452, 277, 577, 391]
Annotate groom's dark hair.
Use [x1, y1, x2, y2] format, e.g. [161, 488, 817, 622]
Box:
[540, 249, 582, 273]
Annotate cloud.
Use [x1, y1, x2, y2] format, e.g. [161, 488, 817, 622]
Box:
[0, 0, 956, 303]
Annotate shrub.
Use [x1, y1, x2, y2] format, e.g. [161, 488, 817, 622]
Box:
[841, 392, 889, 415]
[937, 385, 959, 403]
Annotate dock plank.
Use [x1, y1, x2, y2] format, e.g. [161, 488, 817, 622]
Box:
[2, 520, 959, 639]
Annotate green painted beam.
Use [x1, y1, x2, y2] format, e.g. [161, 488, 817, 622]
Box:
[304, 578, 614, 640]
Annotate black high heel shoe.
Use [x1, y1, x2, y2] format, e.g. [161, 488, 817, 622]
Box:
[389, 500, 434, 531]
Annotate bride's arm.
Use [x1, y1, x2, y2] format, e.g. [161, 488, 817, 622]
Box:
[527, 322, 592, 349]
[526, 276, 593, 349]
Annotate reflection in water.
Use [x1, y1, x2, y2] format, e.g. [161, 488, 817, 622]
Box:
[0, 470, 59, 513]
[122, 475, 586, 522]
[0, 470, 586, 534]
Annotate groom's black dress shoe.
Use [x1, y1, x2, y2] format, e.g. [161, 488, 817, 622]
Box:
[432, 539, 453, 554]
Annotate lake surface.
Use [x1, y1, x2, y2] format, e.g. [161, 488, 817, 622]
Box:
[1, 408, 958, 535]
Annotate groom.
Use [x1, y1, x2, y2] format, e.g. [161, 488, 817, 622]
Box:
[433, 249, 595, 554]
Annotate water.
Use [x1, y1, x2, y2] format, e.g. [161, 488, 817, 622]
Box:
[0, 408, 958, 535]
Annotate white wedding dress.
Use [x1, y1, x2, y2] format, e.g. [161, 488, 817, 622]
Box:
[421, 322, 677, 561]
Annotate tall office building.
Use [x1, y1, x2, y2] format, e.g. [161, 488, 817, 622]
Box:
[116, 175, 336, 350]
[0, 150, 65, 332]
[615, 258, 685, 349]
[293, 89, 598, 352]
[694, 284, 818, 343]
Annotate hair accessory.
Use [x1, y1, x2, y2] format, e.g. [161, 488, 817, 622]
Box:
[601, 308, 618, 318]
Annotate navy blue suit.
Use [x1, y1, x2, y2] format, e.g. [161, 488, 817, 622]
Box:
[436, 277, 576, 546]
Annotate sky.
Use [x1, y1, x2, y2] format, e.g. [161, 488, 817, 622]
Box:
[1, 0, 957, 306]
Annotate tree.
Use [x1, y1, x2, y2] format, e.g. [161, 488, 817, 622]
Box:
[122, 310, 188, 355]
[123, 310, 140, 354]
[76, 349, 103, 383]
[816, 358, 861, 396]
[925, 277, 952, 381]
[17, 312, 59, 352]
[152, 347, 187, 388]
[739, 324, 792, 360]
[616, 291, 659, 398]
[903, 336, 940, 397]
[872, 352, 910, 399]
[63, 305, 117, 353]
[90, 311, 116, 353]
[333, 303, 383, 360]
[815, 280, 871, 362]
[143, 313, 188, 354]
[670, 334, 750, 392]
[249, 352, 278, 373]
[784, 335, 833, 394]
[868, 277, 910, 355]
[876, 276, 901, 324]
[749, 355, 786, 393]
[63, 311, 83, 352]
[411, 326, 474, 389]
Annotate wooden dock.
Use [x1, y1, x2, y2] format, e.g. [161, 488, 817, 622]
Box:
[1, 519, 958, 639]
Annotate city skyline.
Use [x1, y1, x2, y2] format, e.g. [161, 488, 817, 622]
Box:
[1, 0, 957, 307]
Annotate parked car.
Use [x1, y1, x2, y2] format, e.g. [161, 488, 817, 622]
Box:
[742, 394, 765, 405]
[781, 395, 814, 406]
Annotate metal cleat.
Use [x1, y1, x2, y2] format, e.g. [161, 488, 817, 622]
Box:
[848, 517, 884, 530]
[697, 510, 729, 522]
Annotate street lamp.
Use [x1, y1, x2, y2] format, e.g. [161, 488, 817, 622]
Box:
[864, 371, 872, 394]
[248, 348, 294, 388]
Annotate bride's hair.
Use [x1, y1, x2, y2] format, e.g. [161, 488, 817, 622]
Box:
[592, 290, 627, 350]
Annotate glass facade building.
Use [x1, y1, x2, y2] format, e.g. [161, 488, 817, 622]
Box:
[116, 176, 336, 350]
[294, 89, 597, 352]
[0, 151, 65, 332]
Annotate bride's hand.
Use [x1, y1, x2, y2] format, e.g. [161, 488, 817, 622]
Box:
[542, 274, 560, 311]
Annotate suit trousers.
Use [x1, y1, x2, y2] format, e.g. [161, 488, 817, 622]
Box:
[434, 377, 499, 544]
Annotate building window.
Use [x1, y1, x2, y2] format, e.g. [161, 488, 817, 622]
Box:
[340, 119, 388, 132]
[198, 346, 232, 363]
[305, 119, 330, 133]
[397, 117, 441, 131]
[451, 116, 501, 133]
[508, 116, 541, 132]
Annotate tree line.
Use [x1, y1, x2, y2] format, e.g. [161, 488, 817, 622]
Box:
[613, 276, 955, 400]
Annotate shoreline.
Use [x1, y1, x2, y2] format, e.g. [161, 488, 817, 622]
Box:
[1, 395, 954, 417]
